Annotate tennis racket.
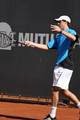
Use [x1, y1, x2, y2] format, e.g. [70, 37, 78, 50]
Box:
[0, 32, 27, 48]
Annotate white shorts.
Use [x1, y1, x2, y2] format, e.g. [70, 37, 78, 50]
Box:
[52, 66, 73, 90]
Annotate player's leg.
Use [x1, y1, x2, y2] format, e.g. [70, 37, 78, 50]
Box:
[62, 90, 80, 108]
[44, 66, 64, 120]
[44, 87, 59, 120]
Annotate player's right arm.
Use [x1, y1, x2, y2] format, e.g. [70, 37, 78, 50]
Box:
[25, 41, 48, 50]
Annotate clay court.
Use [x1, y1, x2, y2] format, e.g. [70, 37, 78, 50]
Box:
[0, 96, 79, 120]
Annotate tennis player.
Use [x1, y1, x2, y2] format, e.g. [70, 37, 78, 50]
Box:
[25, 15, 80, 120]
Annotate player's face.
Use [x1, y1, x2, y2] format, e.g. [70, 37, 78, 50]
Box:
[57, 20, 67, 29]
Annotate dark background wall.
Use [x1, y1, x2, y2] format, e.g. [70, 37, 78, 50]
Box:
[0, 0, 80, 98]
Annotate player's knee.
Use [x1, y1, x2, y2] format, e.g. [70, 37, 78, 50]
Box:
[52, 86, 61, 91]
[62, 89, 69, 96]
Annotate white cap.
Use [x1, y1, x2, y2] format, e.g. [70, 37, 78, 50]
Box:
[54, 15, 71, 23]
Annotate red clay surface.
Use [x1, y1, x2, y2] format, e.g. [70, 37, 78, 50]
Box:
[0, 101, 79, 120]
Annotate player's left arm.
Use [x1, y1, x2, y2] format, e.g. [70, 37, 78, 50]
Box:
[60, 30, 76, 41]
[51, 25, 76, 41]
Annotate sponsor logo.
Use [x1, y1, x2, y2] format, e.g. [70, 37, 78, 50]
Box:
[0, 22, 54, 50]
[0, 22, 13, 50]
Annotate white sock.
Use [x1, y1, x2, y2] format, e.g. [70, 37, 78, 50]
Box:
[77, 102, 80, 108]
[50, 106, 57, 118]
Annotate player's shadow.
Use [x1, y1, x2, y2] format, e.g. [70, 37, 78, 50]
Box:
[0, 114, 38, 120]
